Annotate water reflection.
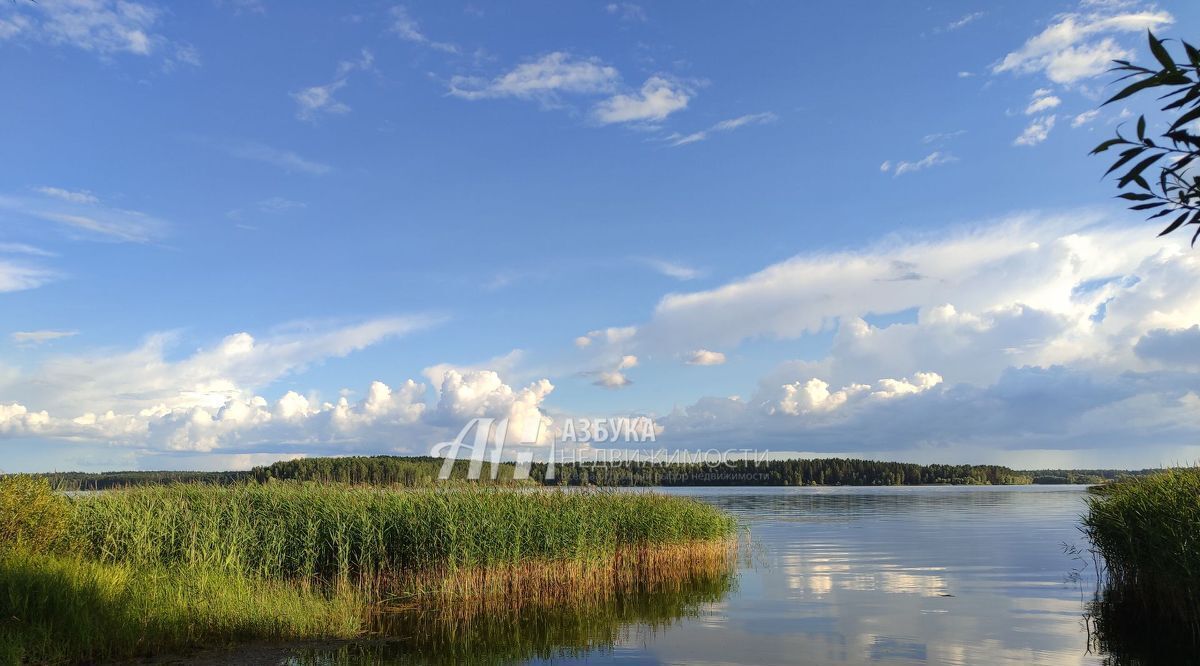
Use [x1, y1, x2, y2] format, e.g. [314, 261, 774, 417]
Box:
[255, 486, 1119, 665]
[280, 566, 736, 665]
[1083, 587, 1198, 665]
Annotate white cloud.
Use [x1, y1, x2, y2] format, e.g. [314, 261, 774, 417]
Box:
[0, 260, 57, 293]
[667, 112, 776, 147]
[606, 214, 1200, 459]
[292, 49, 373, 122]
[12, 330, 78, 345]
[593, 76, 691, 125]
[1014, 115, 1056, 146]
[686, 349, 726, 366]
[221, 141, 332, 175]
[1025, 91, 1062, 115]
[450, 53, 694, 127]
[922, 130, 966, 144]
[993, 8, 1174, 83]
[770, 372, 941, 415]
[620, 212, 1200, 374]
[591, 355, 638, 389]
[594, 370, 632, 389]
[1, 317, 438, 418]
[2, 0, 161, 55]
[576, 326, 637, 349]
[390, 6, 458, 54]
[422, 349, 525, 397]
[637, 257, 703, 280]
[940, 11, 984, 32]
[0, 316, 549, 454]
[605, 3, 646, 22]
[0, 243, 57, 293]
[35, 186, 98, 204]
[1072, 109, 1101, 127]
[880, 151, 957, 177]
[0, 189, 167, 243]
[449, 52, 619, 102]
[292, 81, 349, 121]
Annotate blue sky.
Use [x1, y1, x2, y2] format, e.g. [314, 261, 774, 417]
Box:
[2, 0, 1199, 472]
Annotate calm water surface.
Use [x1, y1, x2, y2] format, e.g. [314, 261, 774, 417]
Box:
[281, 485, 1104, 666]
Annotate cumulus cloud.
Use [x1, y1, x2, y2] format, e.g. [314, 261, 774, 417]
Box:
[617, 212, 1200, 381]
[993, 7, 1173, 83]
[2, 317, 438, 418]
[770, 372, 941, 416]
[555, 210, 1200, 459]
[0, 315, 566, 454]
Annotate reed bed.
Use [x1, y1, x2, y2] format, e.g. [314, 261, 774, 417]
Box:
[0, 552, 364, 664]
[1082, 468, 1200, 643]
[71, 483, 736, 589]
[0, 477, 738, 663]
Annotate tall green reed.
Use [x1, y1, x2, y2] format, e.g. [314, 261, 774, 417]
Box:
[71, 483, 736, 586]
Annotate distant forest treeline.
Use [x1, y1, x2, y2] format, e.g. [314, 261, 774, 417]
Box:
[28, 455, 1158, 490]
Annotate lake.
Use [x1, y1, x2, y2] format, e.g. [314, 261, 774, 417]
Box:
[253, 485, 1120, 666]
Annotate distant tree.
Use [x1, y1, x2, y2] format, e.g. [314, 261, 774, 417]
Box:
[1092, 31, 1200, 242]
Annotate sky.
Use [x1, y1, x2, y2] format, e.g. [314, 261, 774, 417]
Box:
[2, 0, 1199, 472]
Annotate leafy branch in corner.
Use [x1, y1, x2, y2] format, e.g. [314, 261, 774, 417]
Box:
[1092, 31, 1200, 243]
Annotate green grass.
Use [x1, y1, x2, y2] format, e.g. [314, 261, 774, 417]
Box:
[0, 477, 737, 663]
[1082, 468, 1200, 643]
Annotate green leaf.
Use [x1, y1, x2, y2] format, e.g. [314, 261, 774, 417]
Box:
[1137, 115, 1146, 140]
[1148, 31, 1177, 71]
[1131, 202, 1167, 210]
[1117, 192, 1155, 200]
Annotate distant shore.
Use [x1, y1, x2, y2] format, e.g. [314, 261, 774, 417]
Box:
[17, 454, 1159, 490]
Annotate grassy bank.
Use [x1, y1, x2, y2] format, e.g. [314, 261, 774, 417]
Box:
[1082, 468, 1200, 646]
[0, 477, 737, 663]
